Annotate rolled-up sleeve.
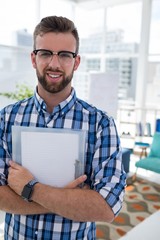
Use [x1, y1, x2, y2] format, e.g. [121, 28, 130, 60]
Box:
[91, 116, 126, 216]
[0, 110, 11, 186]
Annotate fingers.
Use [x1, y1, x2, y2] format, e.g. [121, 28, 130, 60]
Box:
[65, 175, 87, 188]
[9, 160, 21, 169]
[82, 184, 90, 189]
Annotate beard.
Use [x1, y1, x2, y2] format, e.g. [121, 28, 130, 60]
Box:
[36, 68, 74, 94]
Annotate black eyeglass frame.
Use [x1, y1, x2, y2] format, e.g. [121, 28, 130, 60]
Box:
[33, 49, 77, 58]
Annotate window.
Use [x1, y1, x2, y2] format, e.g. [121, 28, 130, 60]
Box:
[149, 0, 160, 55]
[147, 0, 160, 106]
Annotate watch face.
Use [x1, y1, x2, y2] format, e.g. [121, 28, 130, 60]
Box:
[21, 180, 38, 201]
[21, 184, 32, 201]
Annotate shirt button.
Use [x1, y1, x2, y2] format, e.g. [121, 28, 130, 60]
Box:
[35, 231, 38, 235]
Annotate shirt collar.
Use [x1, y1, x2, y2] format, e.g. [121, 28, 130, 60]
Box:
[34, 87, 77, 117]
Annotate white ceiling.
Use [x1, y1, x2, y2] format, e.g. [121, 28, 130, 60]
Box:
[64, 0, 140, 9]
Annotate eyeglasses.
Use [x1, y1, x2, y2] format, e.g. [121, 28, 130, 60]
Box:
[33, 49, 77, 65]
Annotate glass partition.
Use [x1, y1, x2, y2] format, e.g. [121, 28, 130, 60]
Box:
[0, 45, 35, 108]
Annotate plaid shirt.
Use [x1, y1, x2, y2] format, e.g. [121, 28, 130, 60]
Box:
[0, 88, 126, 240]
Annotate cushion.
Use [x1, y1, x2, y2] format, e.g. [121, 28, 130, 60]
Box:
[135, 142, 150, 147]
[135, 157, 160, 174]
[148, 132, 160, 158]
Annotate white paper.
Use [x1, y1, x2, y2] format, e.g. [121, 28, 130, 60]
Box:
[12, 126, 86, 187]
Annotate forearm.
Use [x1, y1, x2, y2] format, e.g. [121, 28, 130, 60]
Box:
[32, 183, 114, 222]
[7, 161, 115, 222]
[0, 185, 50, 215]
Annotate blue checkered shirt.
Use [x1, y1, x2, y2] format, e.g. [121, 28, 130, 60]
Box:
[0, 88, 126, 240]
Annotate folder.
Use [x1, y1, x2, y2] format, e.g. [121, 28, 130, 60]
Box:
[12, 126, 86, 187]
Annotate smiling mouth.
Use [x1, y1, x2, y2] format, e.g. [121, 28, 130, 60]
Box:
[48, 73, 61, 78]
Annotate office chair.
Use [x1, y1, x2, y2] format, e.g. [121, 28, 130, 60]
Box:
[135, 132, 160, 176]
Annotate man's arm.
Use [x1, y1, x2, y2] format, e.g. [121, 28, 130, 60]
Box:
[0, 164, 87, 215]
[8, 161, 114, 222]
[0, 185, 49, 215]
[32, 182, 114, 222]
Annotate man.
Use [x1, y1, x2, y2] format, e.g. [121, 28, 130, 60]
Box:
[0, 16, 126, 239]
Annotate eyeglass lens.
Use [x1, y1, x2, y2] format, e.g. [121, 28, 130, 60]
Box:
[35, 50, 76, 65]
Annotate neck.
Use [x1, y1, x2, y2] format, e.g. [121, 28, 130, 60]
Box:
[37, 85, 72, 113]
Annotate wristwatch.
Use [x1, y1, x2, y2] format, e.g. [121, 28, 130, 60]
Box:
[21, 179, 39, 201]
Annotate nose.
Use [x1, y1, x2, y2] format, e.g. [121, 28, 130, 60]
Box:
[48, 54, 61, 67]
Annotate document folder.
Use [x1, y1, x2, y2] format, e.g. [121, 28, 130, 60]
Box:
[12, 126, 86, 187]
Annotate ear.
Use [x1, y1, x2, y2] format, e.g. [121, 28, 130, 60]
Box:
[31, 52, 37, 69]
[73, 55, 80, 71]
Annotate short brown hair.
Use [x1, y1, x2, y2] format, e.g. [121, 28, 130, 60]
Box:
[33, 16, 79, 53]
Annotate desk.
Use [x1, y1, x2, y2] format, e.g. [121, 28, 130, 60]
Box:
[119, 210, 160, 240]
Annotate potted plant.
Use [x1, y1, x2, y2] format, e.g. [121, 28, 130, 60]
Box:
[0, 83, 34, 101]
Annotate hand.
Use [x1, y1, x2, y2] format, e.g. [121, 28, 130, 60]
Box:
[8, 161, 89, 195]
[8, 161, 34, 195]
[64, 174, 89, 189]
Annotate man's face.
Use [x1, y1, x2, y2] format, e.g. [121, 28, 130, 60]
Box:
[31, 32, 80, 94]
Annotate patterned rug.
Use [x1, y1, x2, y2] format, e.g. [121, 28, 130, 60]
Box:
[96, 178, 160, 240]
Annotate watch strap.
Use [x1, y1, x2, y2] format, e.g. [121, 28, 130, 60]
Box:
[21, 179, 39, 201]
[28, 179, 39, 187]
